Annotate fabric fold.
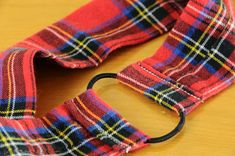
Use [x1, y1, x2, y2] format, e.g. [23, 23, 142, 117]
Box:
[118, 62, 203, 114]
[65, 89, 149, 154]
[0, 0, 188, 119]
[118, 0, 235, 114]
[0, 90, 148, 155]
[0, 0, 234, 155]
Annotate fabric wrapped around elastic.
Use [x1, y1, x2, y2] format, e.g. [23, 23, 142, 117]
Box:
[0, 90, 148, 155]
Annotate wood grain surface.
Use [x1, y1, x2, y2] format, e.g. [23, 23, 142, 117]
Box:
[0, 1, 234, 155]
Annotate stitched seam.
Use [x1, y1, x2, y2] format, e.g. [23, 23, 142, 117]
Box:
[118, 73, 185, 113]
[137, 62, 203, 102]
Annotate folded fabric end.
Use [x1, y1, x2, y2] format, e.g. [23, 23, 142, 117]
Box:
[117, 61, 203, 115]
[65, 89, 150, 155]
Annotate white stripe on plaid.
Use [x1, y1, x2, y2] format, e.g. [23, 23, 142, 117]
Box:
[71, 100, 131, 149]
[0, 122, 20, 154]
[51, 0, 176, 59]
[176, 9, 234, 82]
[23, 1, 180, 63]
[0, 123, 82, 155]
[118, 72, 186, 111]
[167, 1, 226, 77]
[188, 4, 234, 27]
[132, 0, 169, 32]
[9, 52, 18, 118]
[45, 27, 99, 66]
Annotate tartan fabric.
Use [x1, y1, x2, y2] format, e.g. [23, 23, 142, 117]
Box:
[118, 0, 235, 114]
[0, 90, 148, 155]
[0, 0, 187, 119]
[0, 0, 189, 154]
[0, 0, 234, 155]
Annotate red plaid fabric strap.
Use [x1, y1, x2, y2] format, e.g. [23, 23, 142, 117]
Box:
[118, 0, 235, 114]
[87, 0, 235, 143]
[0, 0, 234, 155]
[0, 0, 187, 119]
[0, 0, 189, 155]
[87, 73, 186, 144]
[0, 90, 148, 155]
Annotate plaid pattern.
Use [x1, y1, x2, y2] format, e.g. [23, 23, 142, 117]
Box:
[0, 0, 188, 154]
[0, 90, 148, 155]
[0, 0, 234, 155]
[118, 0, 235, 114]
[0, 0, 187, 119]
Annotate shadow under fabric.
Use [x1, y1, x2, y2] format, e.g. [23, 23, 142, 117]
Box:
[0, 0, 234, 155]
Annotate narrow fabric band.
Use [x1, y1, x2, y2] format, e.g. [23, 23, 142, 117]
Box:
[87, 73, 186, 144]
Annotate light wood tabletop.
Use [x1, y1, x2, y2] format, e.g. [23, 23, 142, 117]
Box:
[0, 0, 235, 155]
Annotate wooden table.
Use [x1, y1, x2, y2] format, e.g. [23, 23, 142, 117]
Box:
[0, 0, 235, 155]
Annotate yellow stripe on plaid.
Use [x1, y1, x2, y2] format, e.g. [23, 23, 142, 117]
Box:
[208, 53, 235, 76]
[168, 33, 207, 58]
[163, 2, 224, 74]
[0, 132, 14, 155]
[0, 123, 80, 143]
[42, 118, 74, 146]
[153, 85, 175, 104]
[0, 109, 35, 114]
[96, 120, 125, 138]
[75, 97, 136, 145]
[118, 80, 179, 114]
[126, 0, 164, 34]
[50, 25, 102, 63]
[20, 1, 161, 63]
[51, 1, 160, 59]
[42, 117, 86, 156]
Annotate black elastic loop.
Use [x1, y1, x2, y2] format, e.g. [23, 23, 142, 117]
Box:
[87, 73, 117, 89]
[87, 73, 185, 144]
[145, 111, 185, 143]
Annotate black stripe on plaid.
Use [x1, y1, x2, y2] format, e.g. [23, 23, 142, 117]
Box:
[122, 0, 168, 31]
[56, 31, 103, 60]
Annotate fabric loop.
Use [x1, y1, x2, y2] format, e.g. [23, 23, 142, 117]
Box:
[0, 90, 149, 155]
[87, 73, 186, 144]
[0, 0, 234, 155]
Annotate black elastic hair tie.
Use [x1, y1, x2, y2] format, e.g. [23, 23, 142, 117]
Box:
[87, 73, 185, 144]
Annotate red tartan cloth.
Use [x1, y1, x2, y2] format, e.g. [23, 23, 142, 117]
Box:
[0, 90, 149, 155]
[0, 0, 187, 119]
[0, 0, 234, 155]
[118, 0, 235, 115]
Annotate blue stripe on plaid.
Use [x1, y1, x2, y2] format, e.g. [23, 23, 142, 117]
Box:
[145, 83, 187, 106]
[123, 0, 163, 29]
[123, 0, 162, 35]
[0, 97, 35, 105]
[56, 31, 105, 61]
